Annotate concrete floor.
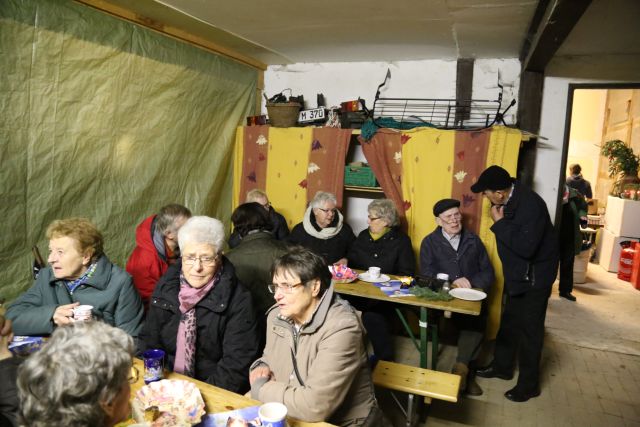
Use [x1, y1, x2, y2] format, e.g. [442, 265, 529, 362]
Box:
[379, 263, 640, 426]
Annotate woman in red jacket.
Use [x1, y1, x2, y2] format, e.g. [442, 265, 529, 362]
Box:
[126, 204, 191, 308]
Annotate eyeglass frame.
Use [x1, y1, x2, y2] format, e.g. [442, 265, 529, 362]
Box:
[182, 253, 220, 267]
[316, 207, 337, 214]
[267, 281, 306, 294]
[439, 211, 463, 224]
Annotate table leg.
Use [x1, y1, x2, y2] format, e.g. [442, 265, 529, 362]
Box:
[419, 307, 428, 369]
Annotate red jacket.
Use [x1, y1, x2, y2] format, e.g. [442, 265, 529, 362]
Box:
[126, 215, 167, 307]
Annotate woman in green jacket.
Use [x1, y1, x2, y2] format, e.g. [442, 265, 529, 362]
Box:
[6, 218, 143, 337]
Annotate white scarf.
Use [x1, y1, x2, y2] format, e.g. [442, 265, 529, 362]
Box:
[302, 206, 344, 240]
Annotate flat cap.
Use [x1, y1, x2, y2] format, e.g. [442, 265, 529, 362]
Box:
[470, 165, 514, 193]
[433, 198, 460, 217]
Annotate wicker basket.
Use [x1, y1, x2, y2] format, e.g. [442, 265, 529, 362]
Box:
[266, 102, 301, 127]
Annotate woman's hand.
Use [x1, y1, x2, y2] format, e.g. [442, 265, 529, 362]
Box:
[0, 315, 13, 361]
[52, 302, 80, 326]
[249, 365, 273, 385]
[335, 258, 348, 266]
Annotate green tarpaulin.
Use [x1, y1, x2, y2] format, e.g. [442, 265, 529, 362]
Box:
[0, 0, 257, 302]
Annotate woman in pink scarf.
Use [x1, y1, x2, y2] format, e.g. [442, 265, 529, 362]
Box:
[138, 216, 259, 393]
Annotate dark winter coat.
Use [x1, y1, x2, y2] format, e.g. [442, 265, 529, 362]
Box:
[490, 181, 559, 296]
[138, 258, 259, 394]
[419, 228, 494, 292]
[0, 357, 20, 427]
[566, 174, 593, 199]
[348, 227, 415, 276]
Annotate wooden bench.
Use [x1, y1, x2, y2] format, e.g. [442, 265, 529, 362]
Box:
[372, 360, 461, 426]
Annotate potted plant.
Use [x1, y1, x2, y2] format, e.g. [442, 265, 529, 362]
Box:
[600, 139, 640, 196]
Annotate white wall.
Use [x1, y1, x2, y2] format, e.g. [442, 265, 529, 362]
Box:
[264, 59, 521, 232]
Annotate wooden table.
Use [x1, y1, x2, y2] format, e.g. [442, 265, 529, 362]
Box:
[129, 358, 335, 427]
[335, 275, 481, 370]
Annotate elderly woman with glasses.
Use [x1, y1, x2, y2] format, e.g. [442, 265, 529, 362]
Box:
[249, 247, 385, 426]
[347, 199, 415, 276]
[287, 191, 355, 265]
[138, 216, 259, 394]
[17, 321, 135, 427]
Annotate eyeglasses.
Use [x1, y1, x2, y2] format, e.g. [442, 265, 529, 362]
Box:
[368, 216, 381, 221]
[183, 254, 219, 266]
[440, 212, 462, 223]
[268, 282, 305, 294]
[317, 207, 336, 214]
[128, 366, 139, 384]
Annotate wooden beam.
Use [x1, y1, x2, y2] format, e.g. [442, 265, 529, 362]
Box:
[74, 0, 267, 71]
[521, 0, 592, 72]
[455, 58, 474, 126]
[516, 70, 544, 187]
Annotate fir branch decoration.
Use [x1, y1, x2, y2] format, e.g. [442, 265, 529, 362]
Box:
[409, 287, 454, 301]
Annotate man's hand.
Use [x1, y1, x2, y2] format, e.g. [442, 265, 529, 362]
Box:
[452, 277, 472, 289]
[52, 302, 80, 326]
[490, 205, 504, 222]
[249, 365, 273, 385]
[0, 315, 13, 361]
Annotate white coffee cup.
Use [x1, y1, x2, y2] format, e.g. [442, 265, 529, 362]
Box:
[258, 402, 287, 427]
[72, 305, 94, 322]
[368, 266, 381, 279]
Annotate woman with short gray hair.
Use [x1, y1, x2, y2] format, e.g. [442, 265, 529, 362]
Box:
[17, 321, 134, 427]
[287, 191, 355, 265]
[347, 199, 414, 276]
[139, 216, 259, 394]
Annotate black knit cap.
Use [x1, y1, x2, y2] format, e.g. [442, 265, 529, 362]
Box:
[470, 165, 514, 193]
[433, 198, 460, 217]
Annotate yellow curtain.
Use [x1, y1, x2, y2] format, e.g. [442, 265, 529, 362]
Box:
[402, 126, 522, 339]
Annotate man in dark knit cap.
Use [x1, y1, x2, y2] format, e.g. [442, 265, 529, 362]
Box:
[420, 198, 495, 396]
[471, 165, 558, 403]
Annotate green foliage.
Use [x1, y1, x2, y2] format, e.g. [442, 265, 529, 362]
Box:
[409, 287, 454, 301]
[601, 139, 640, 176]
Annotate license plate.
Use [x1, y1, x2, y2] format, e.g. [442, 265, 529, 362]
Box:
[298, 108, 325, 123]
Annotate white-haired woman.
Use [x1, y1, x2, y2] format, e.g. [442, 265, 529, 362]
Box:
[17, 321, 135, 427]
[138, 216, 259, 394]
[347, 199, 415, 276]
[287, 191, 355, 265]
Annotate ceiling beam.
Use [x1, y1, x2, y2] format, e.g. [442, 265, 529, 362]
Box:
[521, 0, 593, 72]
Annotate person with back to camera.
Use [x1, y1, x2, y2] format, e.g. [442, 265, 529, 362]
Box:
[287, 191, 355, 265]
[6, 218, 144, 338]
[346, 198, 415, 363]
[126, 203, 192, 308]
[0, 315, 20, 427]
[138, 216, 259, 394]
[420, 198, 495, 396]
[227, 202, 288, 351]
[249, 247, 389, 426]
[566, 163, 593, 200]
[17, 321, 135, 427]
[471, 165, 559, 403]
[228, 189, 289, 248]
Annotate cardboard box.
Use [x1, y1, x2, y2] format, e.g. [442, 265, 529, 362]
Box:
[597, 228, 639, 272]
[604, 196, 640, 237]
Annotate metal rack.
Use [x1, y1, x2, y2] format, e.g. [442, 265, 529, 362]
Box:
[369, 69, 516, 130]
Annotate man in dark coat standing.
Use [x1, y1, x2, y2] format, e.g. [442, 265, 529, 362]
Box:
[471, 165, 559, 403]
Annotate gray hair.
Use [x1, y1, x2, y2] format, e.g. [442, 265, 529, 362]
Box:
[246, 189, 268, 203]
[17, 321, 134, 427]
[178, 216, 225, 253]
[310, 191, 337, 209]
[156, 203, 192, 234]
[368, 199, 399, 226]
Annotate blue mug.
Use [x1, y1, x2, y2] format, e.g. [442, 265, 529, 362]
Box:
[142, 349, 165, 384]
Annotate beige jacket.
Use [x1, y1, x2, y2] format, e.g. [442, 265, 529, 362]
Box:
[250, 285, 376, 426]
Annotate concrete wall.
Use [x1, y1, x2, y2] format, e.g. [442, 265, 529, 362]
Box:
[264, 59, 521, 232]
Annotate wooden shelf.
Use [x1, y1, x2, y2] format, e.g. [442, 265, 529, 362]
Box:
[344, 185, 384, 194]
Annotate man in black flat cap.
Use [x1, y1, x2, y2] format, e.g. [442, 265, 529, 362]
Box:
[471, 165, 558, 403]
[420, 198, 495, 396]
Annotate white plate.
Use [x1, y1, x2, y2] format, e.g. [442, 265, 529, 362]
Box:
[449, 288, 487, 301]
[358, 273, 390, 283]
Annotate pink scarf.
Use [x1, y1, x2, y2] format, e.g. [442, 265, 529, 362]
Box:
[173, 269, 221, 376]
